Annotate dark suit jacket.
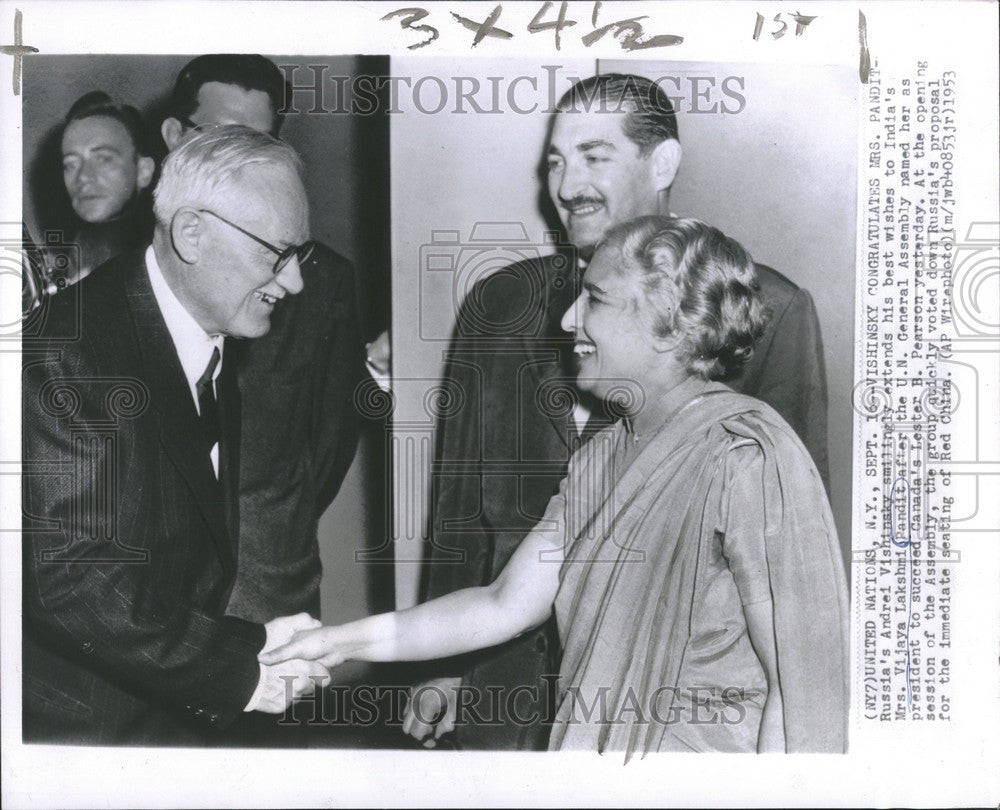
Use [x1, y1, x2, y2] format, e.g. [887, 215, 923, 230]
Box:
[22, 250, 265, 745]
[422, 249, 829, 750]
[225, 243, 366, 623]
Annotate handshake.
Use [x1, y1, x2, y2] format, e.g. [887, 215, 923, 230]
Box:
[250, 613, 335, 714]
[252, 611, 459, 746]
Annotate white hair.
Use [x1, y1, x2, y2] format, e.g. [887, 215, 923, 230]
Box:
[152, 124, 303, 225]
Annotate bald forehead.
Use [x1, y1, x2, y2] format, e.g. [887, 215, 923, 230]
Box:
[231, 159, 302, 190]
[224, 161, 309, 239]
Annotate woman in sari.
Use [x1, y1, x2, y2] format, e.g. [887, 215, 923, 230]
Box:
[261, 216, 849, 756]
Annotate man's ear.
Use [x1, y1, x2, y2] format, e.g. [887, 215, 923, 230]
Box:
[135, 156, 155, 192]
[161, 117, 184, 152]
[650, 138, 682, 193]
[170, 209, 202, 265]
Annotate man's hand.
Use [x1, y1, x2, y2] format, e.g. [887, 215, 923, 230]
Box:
[246, 614, 328, 715]
[402, 676, 462, 748]
[251, 658, 331, 714]
[262, 612, 322, 653]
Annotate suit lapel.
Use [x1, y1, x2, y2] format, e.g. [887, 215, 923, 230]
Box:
[124, 251, 235, 576]
[217, 338, 241, 558]
[519, 251, 581, 451]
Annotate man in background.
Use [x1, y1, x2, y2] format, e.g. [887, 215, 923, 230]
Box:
[55, 91, 155, 288]
[162, 54, 367, 627]
[411, 73, 829, 750]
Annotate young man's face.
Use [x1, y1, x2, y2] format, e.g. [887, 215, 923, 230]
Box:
[546, 107, 663, 259]
[165, 81, 277, 150]
[62, 115, 152, 224]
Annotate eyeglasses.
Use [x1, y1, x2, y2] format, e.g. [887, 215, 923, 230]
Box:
[198, 209, 314, 275]
[178, 115, 212, 130]
[177, 117, 280, 139]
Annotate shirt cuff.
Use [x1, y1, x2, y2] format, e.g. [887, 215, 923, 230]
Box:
[243, 663, 268, 712]
[366, 360, 391, 393]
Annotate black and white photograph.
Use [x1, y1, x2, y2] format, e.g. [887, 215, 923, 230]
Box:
[2, 2, 998, 808]
[19, 51, 395, 747]
[385, 57, 855, 755]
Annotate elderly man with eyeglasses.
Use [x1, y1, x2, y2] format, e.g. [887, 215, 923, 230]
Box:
[22, 127, 330, 746]
[161, 54, 368, 645]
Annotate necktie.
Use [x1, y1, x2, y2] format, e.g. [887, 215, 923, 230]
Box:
[196, 346, 221, 453]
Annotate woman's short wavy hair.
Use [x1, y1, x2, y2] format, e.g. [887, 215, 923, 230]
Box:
[599, 216, 769, 380]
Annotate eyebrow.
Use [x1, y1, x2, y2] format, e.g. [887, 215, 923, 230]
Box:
[576, 139, 616, 152]
[546, 138, 617, 157]
[63, 144, 125, 157]
[583, 281, 607, 295]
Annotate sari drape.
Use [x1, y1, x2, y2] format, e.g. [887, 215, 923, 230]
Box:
[547, 383, 848, 757]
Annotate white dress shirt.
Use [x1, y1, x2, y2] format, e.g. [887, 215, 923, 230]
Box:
[571, 255, 591, 434]
[145, 246, 224, 477]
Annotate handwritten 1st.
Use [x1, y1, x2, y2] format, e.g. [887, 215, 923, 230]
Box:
[381, 1, 683, 51]
[752, 10, 818, 40]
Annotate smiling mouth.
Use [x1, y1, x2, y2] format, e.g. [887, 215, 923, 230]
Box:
[573, 341, 596, 356]
[564, 201, 604, 218]
[254, 291, 280, 305]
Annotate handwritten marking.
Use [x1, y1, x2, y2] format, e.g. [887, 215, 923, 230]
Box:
[581, 14, 682, 50]
[753, 11, 817, 42]
[452, 5, 514, 46]
[381, 2, 681, 52]
[527, 1, 576, 51]
[0, 9, 38, 96]
[380, 8, 440, 51]
[858, 10, 871, 84]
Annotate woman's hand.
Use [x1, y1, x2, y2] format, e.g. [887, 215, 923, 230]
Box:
[258, 625, 357, 669]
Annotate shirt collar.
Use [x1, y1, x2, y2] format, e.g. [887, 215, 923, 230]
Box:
[145, 245, 224, 395]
